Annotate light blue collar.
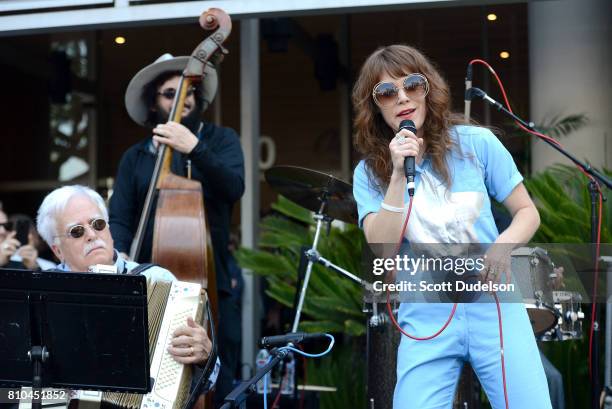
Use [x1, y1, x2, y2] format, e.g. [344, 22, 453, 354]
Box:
[57, 249, 123, 273]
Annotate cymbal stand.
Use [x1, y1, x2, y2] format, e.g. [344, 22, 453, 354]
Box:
[304, 249, 370, 288]
[291, 195, 329, 333]
[291, 192, 372, 332]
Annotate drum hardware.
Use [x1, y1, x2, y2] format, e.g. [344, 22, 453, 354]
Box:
[265, 165, 358, 225]
[266, 166, 394, 408]
[365, 299, 400, 409]
[290, 209, 367, 333]
[539, 291, 585, 342]
[369, 313, 388, 328]
[304, 248, 370, 289]
[453, 364, 481, 409]
[364, 302, 391, 330]
[512, 247, 587, 341]
[512, 247, 558, 335]
[265, 166, 369, 332]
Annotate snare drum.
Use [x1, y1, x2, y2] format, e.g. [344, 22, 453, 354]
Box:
[511, 247, 557, 335]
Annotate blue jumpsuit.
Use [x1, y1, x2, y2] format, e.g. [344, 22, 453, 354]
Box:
[353, 125, 552, 409]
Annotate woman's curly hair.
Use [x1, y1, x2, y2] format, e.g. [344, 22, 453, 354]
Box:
[352, 44, 466, 190]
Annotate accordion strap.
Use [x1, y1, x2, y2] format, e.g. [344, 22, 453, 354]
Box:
[126, 262, 159, 275]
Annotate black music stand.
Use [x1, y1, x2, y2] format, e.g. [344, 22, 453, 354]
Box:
[0, 268, 151, 409]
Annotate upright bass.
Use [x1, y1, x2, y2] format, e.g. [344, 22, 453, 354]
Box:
[129, 8, 232, 317]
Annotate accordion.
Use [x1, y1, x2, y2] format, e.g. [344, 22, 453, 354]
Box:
[19, 279, 206, 409]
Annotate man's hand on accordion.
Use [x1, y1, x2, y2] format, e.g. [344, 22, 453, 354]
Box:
[167, 316, 213, 364]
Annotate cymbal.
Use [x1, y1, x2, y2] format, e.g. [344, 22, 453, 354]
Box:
[265, 166, 358, 224]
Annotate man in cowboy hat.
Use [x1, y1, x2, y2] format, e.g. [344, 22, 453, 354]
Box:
[108, 54, 244, 406]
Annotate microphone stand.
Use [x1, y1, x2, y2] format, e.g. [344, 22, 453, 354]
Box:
[220, 347, 288, 409]
[470, 89, 611, 190]
[471, 88, 611, 409]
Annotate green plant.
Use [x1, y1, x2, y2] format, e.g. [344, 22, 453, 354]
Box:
[525, 165, 611, 244]
[235, 195, 367, 408]
[532, 113, 589, 139]
[505, 112, 588, 175]
[305, 341, 366, 409]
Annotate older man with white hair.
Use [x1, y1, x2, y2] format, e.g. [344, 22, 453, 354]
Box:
[36, 184, 215, 370]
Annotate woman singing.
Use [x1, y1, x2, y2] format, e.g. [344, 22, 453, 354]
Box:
[352, 44, 552, 408]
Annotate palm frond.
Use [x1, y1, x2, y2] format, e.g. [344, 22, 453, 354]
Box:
[537, 113, 589, 138]
[270, 195, 313, 224]
[506, 112, 588, 141]
[525, 165, 610, 244]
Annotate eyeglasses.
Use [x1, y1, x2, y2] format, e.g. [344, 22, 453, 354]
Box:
[60, 218, 107, 239]
[157, 86, 197, 100]
[372, 73, 429, 108]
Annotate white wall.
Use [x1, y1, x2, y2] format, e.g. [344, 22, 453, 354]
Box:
[529, 0, 612, 173]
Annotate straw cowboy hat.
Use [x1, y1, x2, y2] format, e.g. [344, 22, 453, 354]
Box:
[125, 53, 218, 126]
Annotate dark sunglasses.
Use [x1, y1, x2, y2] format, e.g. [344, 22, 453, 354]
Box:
[372, 73, 429, 108]
[62, 218, 107, 239]
[157, 86, 197, 100]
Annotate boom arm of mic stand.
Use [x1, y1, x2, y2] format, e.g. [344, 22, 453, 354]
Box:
[305, 249, 373, 290]
[220, 348, 288, 409]
[476, 91, 611, 190]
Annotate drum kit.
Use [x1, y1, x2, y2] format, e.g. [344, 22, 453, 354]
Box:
[265, 165, 586, 409]
[511, 246, 585, 342]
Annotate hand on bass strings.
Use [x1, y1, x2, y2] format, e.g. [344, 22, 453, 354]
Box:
[153, 121, 199, 154]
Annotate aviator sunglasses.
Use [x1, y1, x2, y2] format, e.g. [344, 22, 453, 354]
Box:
[59, 218, 107, 239]
[157, 86, 197, 100]
[372, 73, 429, 108]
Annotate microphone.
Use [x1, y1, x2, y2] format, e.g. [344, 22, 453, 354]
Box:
[260, 332, 327, 348]
[465, 87, 504, 110]
[464, 63, 473, 121]
[399, 119, 417, 196]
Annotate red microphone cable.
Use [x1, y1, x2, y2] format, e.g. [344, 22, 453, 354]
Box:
[470, 58, 604, 377]
[385, 196, 458, 340]
[383, 191, 507, 409]
[493, 292, 509, 409]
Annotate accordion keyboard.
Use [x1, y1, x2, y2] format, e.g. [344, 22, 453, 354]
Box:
[156, 309, 192, 392]
[143, 280, 202, 409]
